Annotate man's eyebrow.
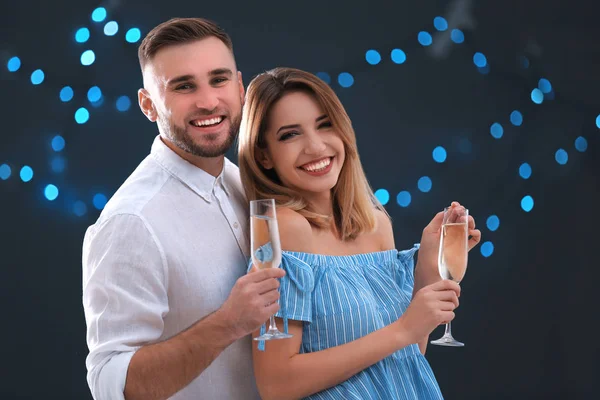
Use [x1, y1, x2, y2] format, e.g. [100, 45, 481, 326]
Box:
[166, 75, 195, 86]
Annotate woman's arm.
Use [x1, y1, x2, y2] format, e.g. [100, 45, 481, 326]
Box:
[374, 211, 431, 354]
[251, 208, 458, 400]
[252, 318, 412, 400]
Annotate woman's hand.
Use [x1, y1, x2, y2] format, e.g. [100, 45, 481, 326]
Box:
[416, 202, 482, 280]
[394, 279, 461, 344]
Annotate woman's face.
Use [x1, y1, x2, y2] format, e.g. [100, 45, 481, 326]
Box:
[260, 91, 345, 200]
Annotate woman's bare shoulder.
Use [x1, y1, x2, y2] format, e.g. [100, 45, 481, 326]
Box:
[276, 207, 313, 252]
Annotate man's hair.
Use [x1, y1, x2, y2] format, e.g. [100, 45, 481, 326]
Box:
[137, 17, 234, 72]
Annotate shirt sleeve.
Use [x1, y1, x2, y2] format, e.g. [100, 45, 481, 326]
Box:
[394, 244, 420, 305]
[247, 250, 314, 323]
[82, 213, 169, 400]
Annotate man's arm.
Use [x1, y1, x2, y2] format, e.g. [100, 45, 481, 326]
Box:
[83, 214, 283, 400]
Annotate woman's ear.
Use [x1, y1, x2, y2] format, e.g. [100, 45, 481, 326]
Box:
[256, 148, 274, 170]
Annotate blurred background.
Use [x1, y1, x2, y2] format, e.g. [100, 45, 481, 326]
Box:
[1, 0, 598, 398]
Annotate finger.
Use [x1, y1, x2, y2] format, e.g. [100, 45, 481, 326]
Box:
[426, 211, 444, 230]
[261, 288, 281, 305]
[435, 290, 460, 306]
[440, 311, 455, 325]
[439, 299, 459, 311]
[246, 267, 286, 282]
[264, 302, 280, 317]
[468, 215, 476, 230]
[468, 229, 481, 250]
[432, 280, 461, 296]
[248, 264, 259, 273]
[254, 277, 281, 295]
[433, 290, 459, 307]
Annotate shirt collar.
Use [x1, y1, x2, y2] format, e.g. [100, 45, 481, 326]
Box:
[150, 135, 232, 202]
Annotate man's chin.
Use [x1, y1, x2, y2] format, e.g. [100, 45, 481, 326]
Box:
[186, 137, 233, 158]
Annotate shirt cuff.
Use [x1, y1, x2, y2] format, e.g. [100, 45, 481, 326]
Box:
[90, 350, 136, 400]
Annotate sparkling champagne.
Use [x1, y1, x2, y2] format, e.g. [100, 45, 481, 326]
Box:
[438, 222, 468, 283]
[250, 215, 282, 270]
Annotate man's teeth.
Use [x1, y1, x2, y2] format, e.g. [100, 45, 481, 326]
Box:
[302, 158, 331, 172]
[192, 117, 223, 127]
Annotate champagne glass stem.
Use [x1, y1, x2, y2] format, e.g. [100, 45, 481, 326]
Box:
[268, 315, 277, 332]
[444, 321, 452, 337]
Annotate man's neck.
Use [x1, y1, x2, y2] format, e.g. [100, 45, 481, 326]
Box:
[160, 136, 225, 177]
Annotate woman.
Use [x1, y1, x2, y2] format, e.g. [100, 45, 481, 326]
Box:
[238, 67, 481, 399]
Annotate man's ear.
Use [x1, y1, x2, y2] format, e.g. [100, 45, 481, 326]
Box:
[138, 88, 157, 122]
[237, 71, 245, 106]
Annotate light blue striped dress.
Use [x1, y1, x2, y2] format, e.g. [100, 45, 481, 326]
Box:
[255, 245, 444, 399]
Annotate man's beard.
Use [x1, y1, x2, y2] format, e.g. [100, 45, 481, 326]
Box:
[158, 113, 241, 158]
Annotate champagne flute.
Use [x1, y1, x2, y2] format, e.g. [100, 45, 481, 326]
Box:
[250, 199, 292, 341]
[431, 205, 469, 347]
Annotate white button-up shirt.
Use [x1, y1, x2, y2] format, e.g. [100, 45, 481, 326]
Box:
[82, 136, 260, 400]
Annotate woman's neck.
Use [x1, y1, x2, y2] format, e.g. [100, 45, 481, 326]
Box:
[305, 191, 334, 217]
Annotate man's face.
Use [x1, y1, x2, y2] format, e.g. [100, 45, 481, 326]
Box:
[140, 37, 244, 158]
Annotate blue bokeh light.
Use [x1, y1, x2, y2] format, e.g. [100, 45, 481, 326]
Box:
[510, 110, 523, 126]
[60, 86, 74, 102]
[20, 166, 33, 182]
[490, 122, 503, 139]
[432, 146, 447, 163]
[365, 50, 381, 65]
[87, 86, 102, 103]
[538, 78, 552, 93]
[91, 7, 107, 22]
[90, 96, 104, 108]
[0, 164, 11, 180]
[531, 88, 544, 104]
[433, 16, 448, 31]
[338, 72, 354, 88]
[473, 52, 487, 67]
[396, 191, 412, 207]
[116, 96, 132, 112]
[477, 65, 490, 75]
[458, 137, 472, 154]
[104, 21, 119, 36]
[75, 27, 90, 43]
[555, 149, 568, 165]
[7, 56, 21, 72]
[74, 201, 88, 217]
[374, 189, 390, 206]
[521, 195, 534, 212]
[417, 176, 432, 193]
[596, 114, 600, 129]
[125, 28, 142, 43]
[50, 156, 66, 173]
[75, 107, 90, 124]
[31, 69, 45, 85]
[575, 136, 588, 152]
[480, 241, 494, 257]
[93, 193, 108, 210]
[418, 31, 433, 46]
[51, 135, 65, 152]
[316, 72, 331, 84]
[390, 49, 406, 64]
[519, 163, 532, 179]
[81, 50, 96, 66]
[44, 184, 59, 201]
[450, 29, 464, 44]
[486, 215, 500, 231]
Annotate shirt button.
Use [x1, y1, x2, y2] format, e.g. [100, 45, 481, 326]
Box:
[233, 222, 239, 229]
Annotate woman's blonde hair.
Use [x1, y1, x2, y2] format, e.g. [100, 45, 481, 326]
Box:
[238, 67, 387, 241]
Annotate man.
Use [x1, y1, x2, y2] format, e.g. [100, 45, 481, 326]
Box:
[82, 17, 284, 400]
